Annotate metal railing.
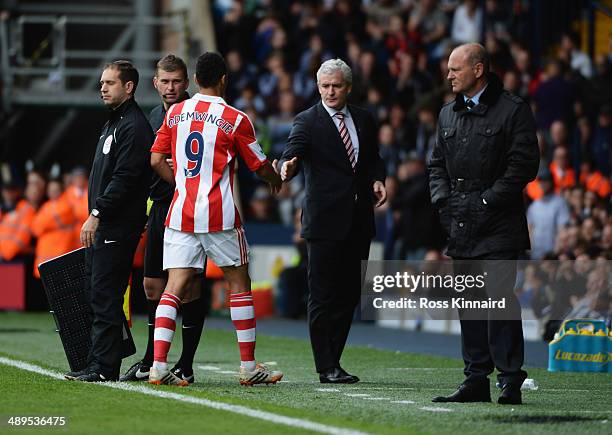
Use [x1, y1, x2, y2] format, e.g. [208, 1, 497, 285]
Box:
[1, 12, 190, 110]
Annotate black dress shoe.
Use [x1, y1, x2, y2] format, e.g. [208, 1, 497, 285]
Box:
[319, 367, 359, 384]
[64, 368, 89, 380]
[498, 384, 522, 405]
[337, 367, 360, 383]
[76, 372, 116, 383]
[432, 382, 491, 403]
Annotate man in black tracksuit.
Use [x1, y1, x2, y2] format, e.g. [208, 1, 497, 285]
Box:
[67, 61, 153, 382]
[428, 44, 539, 405]
[120, 55, 206, 384]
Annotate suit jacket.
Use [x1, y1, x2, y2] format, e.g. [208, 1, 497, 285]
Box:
[280, 102, 386, 241]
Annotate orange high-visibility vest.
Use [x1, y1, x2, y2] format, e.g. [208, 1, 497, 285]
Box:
[62, 186, 88, 248]
[549, 162, 576, 192]
[31, 196, 76, 278]
[526, 179, 544, 201]
[0, 199, 36, 261]
[580, 171, 611, 198]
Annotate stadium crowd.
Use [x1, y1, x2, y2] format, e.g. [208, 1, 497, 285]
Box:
[0, 0, 610, 333]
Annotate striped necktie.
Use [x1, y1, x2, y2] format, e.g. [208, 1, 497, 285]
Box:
[334, 112, 356, 171]
[466, 98, 475, 110]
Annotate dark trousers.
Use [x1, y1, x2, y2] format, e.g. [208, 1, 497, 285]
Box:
[306, 213, 371, 373]
[454, 251, 527, 387]
[84, 226, 141, 378]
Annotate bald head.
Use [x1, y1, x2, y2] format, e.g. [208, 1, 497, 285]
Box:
[447, 43, 490, 97]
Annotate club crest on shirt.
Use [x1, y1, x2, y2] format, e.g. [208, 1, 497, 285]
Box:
[102, 135, 113, 154]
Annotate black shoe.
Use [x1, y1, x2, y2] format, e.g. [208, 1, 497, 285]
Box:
[64, 368, 89, 380]
[76, 372, 115, 383]
[319, 367, 359, 384]
[337, 367, 360, 383]
[432, 382, 492, 403]
[120, 361, 150, 382]
[171, 366, 195, 384]
[498, 384, 522, 405]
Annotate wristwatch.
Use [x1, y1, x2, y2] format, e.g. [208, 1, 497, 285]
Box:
[91, 208, 100, 218]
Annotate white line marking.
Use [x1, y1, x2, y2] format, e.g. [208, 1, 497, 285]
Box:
[344, 394, 370, 398]
[419, 407, 452, 413]
[316, 388, 340, 392]
[263, 361, 278, 366]
[219, 370, 236, 374]
[390, 401, 415, 404]
[198, 365, 221, 371]
[362, 397, 388, 401]
[0, 356, 368, 435]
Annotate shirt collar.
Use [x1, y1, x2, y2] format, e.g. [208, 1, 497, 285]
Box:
[463, 84, 487, 106]
[322, 101, 350, 118]
[193, 93, 227, 104]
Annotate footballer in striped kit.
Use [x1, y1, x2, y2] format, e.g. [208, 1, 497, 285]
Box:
[149, 52, 284, 386]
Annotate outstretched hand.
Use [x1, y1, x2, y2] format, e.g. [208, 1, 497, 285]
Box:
[280, 157, 298, 181]
[373, 181, 387, 207]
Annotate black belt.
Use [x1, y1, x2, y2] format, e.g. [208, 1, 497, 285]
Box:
[451, 178, 491, 192]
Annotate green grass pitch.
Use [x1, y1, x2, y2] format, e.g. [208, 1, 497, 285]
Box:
[0, 312, 610, 435]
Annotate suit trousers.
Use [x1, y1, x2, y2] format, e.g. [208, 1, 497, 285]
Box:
[306, 208, 371, 373]
[84, 226, 141, 378]
[454, 250, 527, 387]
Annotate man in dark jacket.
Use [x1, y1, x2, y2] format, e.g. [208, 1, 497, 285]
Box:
[68, 60, 153, 382]
[279, 58, 386, 383]
[428, 44, 539, 405]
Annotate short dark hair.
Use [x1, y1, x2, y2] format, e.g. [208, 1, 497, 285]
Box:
[156, 54, 188, 79]
[195, 52, 227, 88]
[104, 60, 139, 94]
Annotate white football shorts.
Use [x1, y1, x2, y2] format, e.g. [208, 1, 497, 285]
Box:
[163, 226, 250, 270]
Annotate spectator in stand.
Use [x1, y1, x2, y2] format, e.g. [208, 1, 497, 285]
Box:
[0, 170, 46, 262]
[268, 91, 298, 158]
[392, 152, 443, 260]
[378, 123, 400, 176]
[225, 50, 257, 103]
[579, 159, 611, 199]
[408, 0, 449, 62]
[258, 51, 289, 103]
[527, 169, 570, 259]
[572, 117, 593, 173]
[414, 104, 437, 160]
[31, 178, 76, 277]
[549, 146, 576, 193]
[559, 32, 593, 79]
[62, 166, 89, 248]
[591, 104, 612, 176]
[1, 181, 22, 216]
[451, 0, 483, 44]
[533, 59, 574, 131]
[234, 84, 267, 115]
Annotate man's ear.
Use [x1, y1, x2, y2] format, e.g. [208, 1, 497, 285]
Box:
[474, 63, 484, 79]
[193, 73, 199, 88]
[125, 80, 135, 95]
[153, 76, 158, 88]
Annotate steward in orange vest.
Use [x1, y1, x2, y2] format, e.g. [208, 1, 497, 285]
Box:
[579, 161, 611, 199]
[62, 169, 89, 248]
[31, 180, 77, 277]
[0, 199, 36, 261]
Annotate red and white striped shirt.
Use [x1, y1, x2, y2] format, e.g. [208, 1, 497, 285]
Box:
[151, 93, 268, 233]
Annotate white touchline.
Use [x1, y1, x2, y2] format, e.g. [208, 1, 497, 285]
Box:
[0, 356, 369, 435]
[419, 407, 452, 412]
